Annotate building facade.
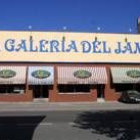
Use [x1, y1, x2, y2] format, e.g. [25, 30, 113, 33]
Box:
[0, 31, 140, 102]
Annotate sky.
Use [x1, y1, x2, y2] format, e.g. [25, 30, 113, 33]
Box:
[0, 0, 139, 34]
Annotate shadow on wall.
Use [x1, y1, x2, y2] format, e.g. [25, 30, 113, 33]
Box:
[0, 116, 45, 140]
[73, 110, 140, 140]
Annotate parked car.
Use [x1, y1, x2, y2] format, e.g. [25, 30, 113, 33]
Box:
[119, 90, 140, 103]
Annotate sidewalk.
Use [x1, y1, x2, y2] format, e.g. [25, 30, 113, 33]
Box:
[0, 101, 140, 111]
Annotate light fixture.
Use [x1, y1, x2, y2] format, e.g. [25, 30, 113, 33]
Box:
[62, 26, 67, 41]
[95, 36, 98, 41]
[28, 25, 33, 40]
[95, 27, 101, 41]
[124, 37, 128, 42]
[124, 28, 132, 42]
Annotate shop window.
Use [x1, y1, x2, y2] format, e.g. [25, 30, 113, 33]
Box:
[115, 84, 140, 92]
[58, 84, 91, 93]
[0, 85, 25, 94]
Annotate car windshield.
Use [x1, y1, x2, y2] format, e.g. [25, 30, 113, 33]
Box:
[128, 93, 140, 97]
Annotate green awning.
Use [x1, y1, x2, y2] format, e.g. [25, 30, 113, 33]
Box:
[111, 67, 140, 83]
[0, 66, 26, 84]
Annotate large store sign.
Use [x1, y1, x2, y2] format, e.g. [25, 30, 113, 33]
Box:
[0, 31, 140, 63]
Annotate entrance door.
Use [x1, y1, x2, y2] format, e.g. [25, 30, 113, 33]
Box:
[33, 85, 49, 98]
[97, 85, 105, 98]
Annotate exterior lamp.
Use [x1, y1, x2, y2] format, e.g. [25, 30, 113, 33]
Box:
[62, 26, 67, 41]
[95, 36, 98, 41]
[124, 28, 132, 43]
[28, 25, 33, 40]
[95, 27, 101, 41]
[124, 37, 128, 43]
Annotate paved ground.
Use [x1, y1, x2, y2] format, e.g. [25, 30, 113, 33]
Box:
[0, 110, 140, 140]
[0, 101, 140, 140]
[0, 101, 140, 112]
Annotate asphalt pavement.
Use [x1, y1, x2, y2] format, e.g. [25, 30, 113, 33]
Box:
[0, 110, 140, 140]
[0, 100, 140, 140]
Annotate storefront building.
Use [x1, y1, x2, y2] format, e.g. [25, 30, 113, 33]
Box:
[0, 31, 140, 102]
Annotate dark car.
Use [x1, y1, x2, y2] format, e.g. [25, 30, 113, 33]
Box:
[119, 90, 140, 103]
